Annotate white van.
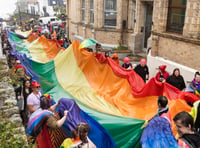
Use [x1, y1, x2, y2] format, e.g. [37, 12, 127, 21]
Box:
[38, 16, 62, 26]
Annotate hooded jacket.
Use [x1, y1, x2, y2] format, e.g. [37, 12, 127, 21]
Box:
[178, 133, 200, 148]
[155, 65, 169, 82]
[111, 53, 119, 64]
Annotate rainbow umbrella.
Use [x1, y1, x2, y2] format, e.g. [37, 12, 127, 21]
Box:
[79, 39, 98, 49]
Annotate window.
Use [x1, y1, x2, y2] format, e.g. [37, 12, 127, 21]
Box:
[90, 0, 94, 24]
[167, 0, 187, 33]
[104, 0, 117, 27]
[31, 6, 35, 15]
[50, 18, 56, 21]
[81, 0, 85, 22]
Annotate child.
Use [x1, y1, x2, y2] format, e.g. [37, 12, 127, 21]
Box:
[121, 57, 133, 69]
[61, 123, 96, 148]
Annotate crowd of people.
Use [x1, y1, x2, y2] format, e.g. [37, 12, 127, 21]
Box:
[1, 21, 200, 148]
[116, 54, 200, 97]
[141, 95, 200, 148]
[88, 44, 200, 147]
[0, 26, 95, 148]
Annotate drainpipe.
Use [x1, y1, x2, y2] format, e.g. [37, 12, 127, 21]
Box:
[126, 0, 129, 46]
[67, 0, 69, 39]
[121, 0, 129, 45]
[127, 0, 129, 29]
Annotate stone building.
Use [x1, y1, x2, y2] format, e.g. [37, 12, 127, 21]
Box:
[66, 0, 200, 80]
[147, 0, 200, 82]
[151, 0, 200, 70]
[16, 0, 40, 15]
[16, 0, 66, 17]
[66, 0, 154, 51]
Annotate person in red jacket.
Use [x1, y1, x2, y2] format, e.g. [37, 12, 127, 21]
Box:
[155, 65, 169, 82]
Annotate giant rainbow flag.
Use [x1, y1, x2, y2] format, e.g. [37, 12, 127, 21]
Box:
[8, 31, 199, 148]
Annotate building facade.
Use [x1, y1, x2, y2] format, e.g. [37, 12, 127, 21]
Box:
[37, 0, 55, 16]
[151, 0, 200, 70]
[66, 0, 200, 72]
[66, 0, 154, 51]
[16, 0, 39, 15]
[16, 0, 66, 18]
[49, 0, 66, 6]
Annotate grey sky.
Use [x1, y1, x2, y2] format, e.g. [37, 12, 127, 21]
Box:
[0, 0, 17, 19]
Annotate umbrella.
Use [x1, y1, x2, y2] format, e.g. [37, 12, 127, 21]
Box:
[79, 39, 98, 49]
[29, 18, 34, 21]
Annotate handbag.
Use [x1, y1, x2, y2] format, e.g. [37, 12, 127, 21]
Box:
[17, 86, 24, 111]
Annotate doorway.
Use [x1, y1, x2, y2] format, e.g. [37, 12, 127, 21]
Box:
[143, 2, 153, 49]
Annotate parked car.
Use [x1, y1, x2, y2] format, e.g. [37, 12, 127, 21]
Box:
[38, 16, 62, 26]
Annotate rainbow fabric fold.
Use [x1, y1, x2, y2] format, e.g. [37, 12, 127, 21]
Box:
[8, 31, 199, 147]
[15, 30, 32, 38]
[27, 109, 53, 137]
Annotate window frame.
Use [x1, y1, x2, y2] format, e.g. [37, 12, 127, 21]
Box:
[90, 0, 94, 24]
[166, 0, 187, 34]
[81, 0, 86, 23]
[103, 0, 117, 28]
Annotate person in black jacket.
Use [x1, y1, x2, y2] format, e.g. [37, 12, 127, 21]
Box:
[173, 111, 200, 148]
[166, 68, 186, 91]
[121, 57, 133, 69]
[134, 59, 149, 83]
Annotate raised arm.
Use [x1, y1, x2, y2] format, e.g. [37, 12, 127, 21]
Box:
[47, 110, 68, 129]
